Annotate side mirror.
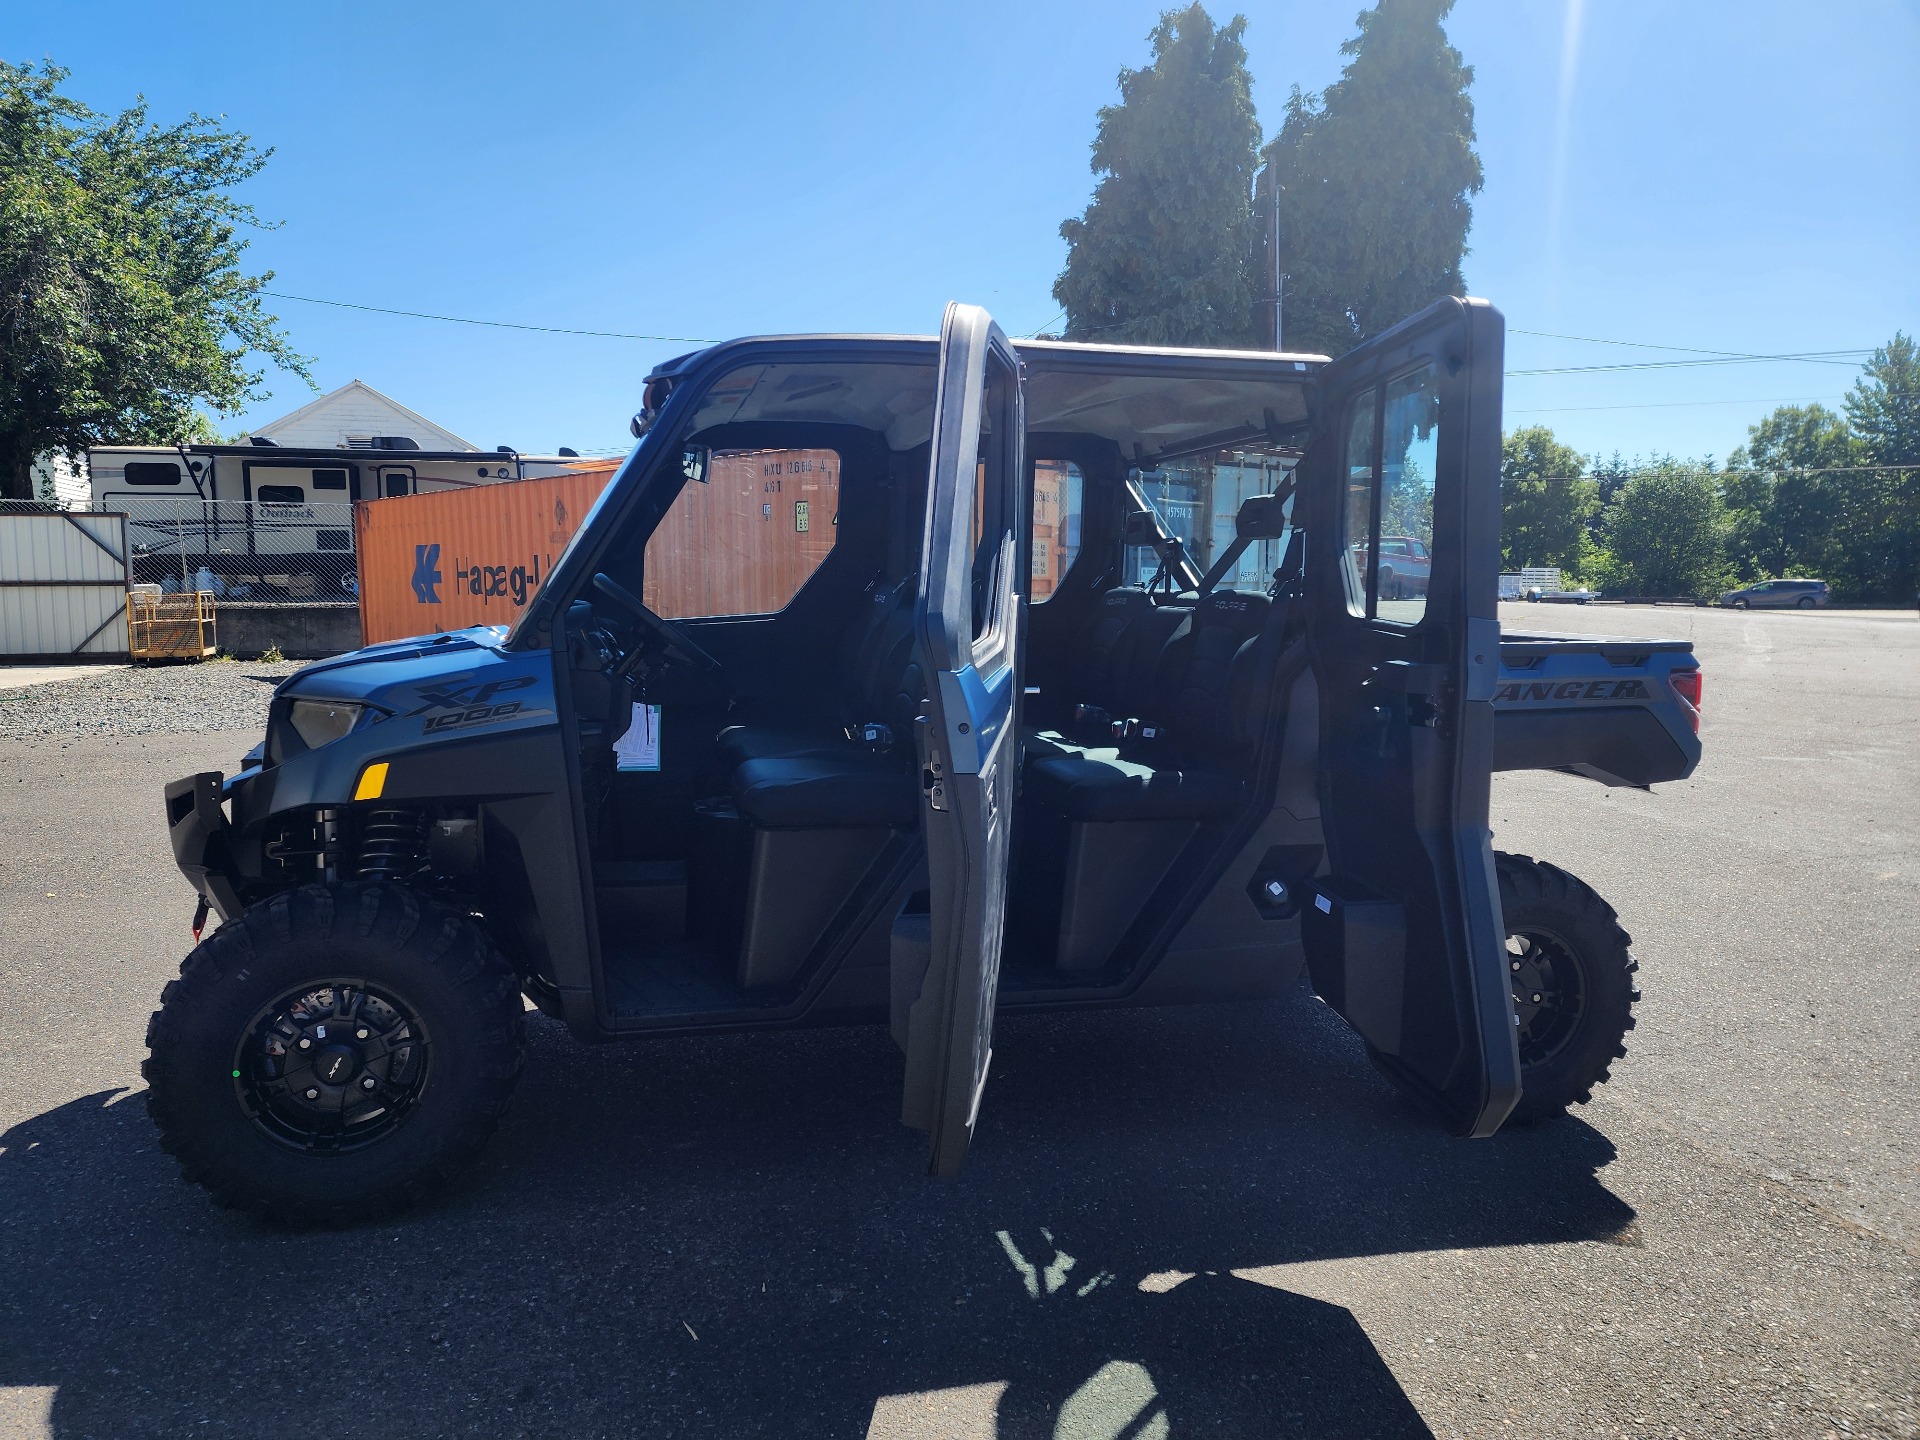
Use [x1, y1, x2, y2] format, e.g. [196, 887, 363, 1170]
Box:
[681, 446, 710, 484]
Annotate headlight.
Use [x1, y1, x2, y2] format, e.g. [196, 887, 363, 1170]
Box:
[287, 699, 364, 749]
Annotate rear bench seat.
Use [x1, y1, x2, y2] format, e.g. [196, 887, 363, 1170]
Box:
[1025, 587, 1272, 822]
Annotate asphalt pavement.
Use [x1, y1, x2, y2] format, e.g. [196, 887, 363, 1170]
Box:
[0, 605, 1914, 1439]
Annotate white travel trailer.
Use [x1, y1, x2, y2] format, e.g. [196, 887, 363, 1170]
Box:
[86, 381, 587, 596]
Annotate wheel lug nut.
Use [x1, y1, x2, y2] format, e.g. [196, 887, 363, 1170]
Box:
[1510, 960, 1521, 972]
[361, 1076, 377, 1090]
[304, 1088, 320, 1100]
[297, 1037, 312, 1049]
[356, 1029, 370, 1040]
[1531, 992, 1543, 1004]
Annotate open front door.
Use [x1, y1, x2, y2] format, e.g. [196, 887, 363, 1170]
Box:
[1299, 297, 1520, 1137]
[897, 303, 1024, 1176]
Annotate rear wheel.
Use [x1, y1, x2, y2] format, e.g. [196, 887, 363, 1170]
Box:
[1497, 852, 1638, 1123]
[144, 883, 527, 1226]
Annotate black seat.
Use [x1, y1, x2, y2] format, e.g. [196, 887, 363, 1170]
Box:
[717, 574, 919, 766]
[1024, 752, 1242, 821]
[731, 754, 918, 830]
[1027, 586, 1280, 823]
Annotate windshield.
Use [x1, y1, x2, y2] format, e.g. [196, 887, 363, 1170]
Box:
[1124, 445, 1299, 590]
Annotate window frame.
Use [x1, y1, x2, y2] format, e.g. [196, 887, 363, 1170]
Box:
[1339, 359, 1443, 629]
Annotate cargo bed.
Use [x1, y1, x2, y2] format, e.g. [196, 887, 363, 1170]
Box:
[1493, 628, 1702, 787]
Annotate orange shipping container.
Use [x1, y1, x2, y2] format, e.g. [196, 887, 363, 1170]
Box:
[355, 464, 618, 644]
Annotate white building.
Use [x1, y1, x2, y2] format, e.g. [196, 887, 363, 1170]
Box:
[242, 379, 481, 453]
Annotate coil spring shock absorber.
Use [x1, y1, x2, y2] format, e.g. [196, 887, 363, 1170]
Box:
[356, 807, 430, 882]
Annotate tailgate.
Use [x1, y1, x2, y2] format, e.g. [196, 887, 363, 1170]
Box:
[1494, 631, 1701, 787]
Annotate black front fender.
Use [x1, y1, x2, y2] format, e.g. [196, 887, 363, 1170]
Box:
[164, 772, 243, 923]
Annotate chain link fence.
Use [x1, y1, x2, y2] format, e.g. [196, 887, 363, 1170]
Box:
[3, 496, 360, 604]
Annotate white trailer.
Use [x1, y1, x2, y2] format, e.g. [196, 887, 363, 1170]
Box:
[86, 442, 583, 596]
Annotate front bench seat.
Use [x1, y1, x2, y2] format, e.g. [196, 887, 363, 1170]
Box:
[730, 754, 919, 830]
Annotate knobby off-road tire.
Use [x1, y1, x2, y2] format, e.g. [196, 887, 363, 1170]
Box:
[144, 883, 527, 1226]
[1497, 852, 1639, 1124]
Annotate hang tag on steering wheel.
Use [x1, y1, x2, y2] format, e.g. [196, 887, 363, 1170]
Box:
[614, 703, 662, 772]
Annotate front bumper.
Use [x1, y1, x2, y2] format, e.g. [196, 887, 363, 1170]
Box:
[164, 771, 242, 923]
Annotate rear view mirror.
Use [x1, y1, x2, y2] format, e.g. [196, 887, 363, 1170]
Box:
[681, 446, 709, 484]
[1122, 509, 1159, 547]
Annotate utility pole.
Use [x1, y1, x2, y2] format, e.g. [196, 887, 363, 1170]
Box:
[1268, 161, 1283, 351]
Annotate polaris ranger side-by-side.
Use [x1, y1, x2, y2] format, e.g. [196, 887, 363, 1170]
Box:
[148, 299, 1704, 1224]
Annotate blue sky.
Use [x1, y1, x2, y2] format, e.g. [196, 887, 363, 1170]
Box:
[9, 0, 1916, 462]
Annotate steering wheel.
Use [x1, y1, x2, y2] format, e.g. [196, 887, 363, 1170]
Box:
[591, 573, 722, 674]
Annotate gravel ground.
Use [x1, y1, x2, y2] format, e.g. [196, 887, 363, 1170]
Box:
[0, 606, 1913, 1439]
[0, 660, 302, 742]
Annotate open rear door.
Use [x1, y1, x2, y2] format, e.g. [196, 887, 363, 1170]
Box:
[896, 302, 1024, 1176]
[1299, 297, 1520, 1137]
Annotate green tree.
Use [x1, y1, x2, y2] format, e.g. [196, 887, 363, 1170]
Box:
[1839, 332, 1920, 602]
[1591, 460, 1731, 599]
[1722, 404, 1854, 582]
[1054, 4, 1263, 347]
[1259, 0, 1480, 356]
[1500, 426, 1595, 574]
[0, 61, 308, 499]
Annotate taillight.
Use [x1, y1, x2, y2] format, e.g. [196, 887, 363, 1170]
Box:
[1668, 668, 1702, 732]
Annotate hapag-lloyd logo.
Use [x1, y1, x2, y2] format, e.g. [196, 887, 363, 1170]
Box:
[408, 543, 551, 609]
[412, 544, 442, 604]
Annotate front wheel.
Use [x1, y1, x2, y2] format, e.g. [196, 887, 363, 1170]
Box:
[1796, 596, 1815, 609]
[1497, 853, 1639, 1123]
[144, 883, 528, 1226]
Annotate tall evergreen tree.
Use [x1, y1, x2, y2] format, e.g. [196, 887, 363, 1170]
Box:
[1840, 333, 1920, 601]
[1053, 5, 1262, 347]
[1259, 0, 1481, 356]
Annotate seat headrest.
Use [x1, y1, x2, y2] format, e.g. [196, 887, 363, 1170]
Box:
[1234, 493, 1289, 540]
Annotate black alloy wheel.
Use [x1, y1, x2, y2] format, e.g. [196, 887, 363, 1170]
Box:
[1496, 852, 1639, 1124]
[146, 882, 526, 1226]
[1508, 928, 1585, 1070]
[236, 982, 431, 1153]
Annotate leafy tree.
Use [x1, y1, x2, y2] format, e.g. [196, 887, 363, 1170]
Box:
[1590, 460, 1731, 599]
[1054, 4, 1263, 347]
[1838, 333, 1920, 602]
[1722, 404, 1855, 584]
[0, 61, 308, 500]
[1259, 0, 1480, 356]
[1846, 332, 1919, 469]
[1500, 426, 1595, 574]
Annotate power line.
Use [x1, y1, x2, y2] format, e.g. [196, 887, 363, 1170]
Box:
[1507, 395, 1846, 416]
[261, 290, 716, 344]
[1509, 327, 1850, 360]
[1508, 349, 1870, 377]
[1513, 463, 1920, 484]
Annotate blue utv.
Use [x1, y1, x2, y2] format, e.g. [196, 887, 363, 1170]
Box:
[147, 299, 1704, 1224]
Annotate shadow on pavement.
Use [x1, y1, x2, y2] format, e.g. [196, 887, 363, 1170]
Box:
[0, 989, 1629, 1438]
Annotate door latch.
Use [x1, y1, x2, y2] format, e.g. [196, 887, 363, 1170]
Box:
[923, 752, 949, 812]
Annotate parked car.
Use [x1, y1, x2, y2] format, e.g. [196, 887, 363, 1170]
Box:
[1718, 578, 1829, 609]
[1357, 534, 1431, 599]
[148, 298, 1705, 1226]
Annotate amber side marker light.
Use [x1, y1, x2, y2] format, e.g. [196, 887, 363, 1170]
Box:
[1668, 670, 1702, 733]
[354, 762, 390, 801]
